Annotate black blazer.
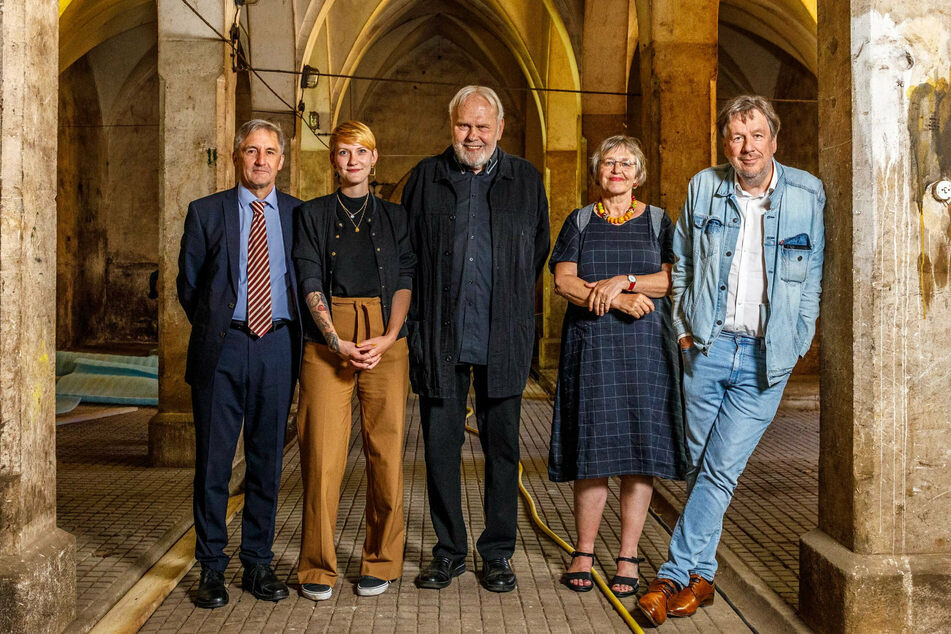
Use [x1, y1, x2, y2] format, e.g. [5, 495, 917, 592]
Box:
[177, 186, 303, 387]
[292, 193, 415, 344]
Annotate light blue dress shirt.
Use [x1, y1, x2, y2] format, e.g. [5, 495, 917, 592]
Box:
[232, 185, 292, 321]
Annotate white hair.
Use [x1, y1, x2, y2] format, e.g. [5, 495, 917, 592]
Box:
[448, 85, 504, 125]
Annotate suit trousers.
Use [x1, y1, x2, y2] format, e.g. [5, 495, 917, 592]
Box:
[297, 297, 409, 585]
[191, 323, 293, 573]
[419, 364, 522, 561]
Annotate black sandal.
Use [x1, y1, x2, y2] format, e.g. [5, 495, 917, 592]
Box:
[562, 551, 595, 593]
[610, 556, 645, 598]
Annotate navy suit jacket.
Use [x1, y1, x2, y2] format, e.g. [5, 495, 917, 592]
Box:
[177, 186, 303, 387]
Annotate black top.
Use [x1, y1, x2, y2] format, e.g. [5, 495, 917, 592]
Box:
[293, 193, 415, 345]
[331, 192, 383, 298]
[448, 151, 497, 364]
[401, 146, 550, 398]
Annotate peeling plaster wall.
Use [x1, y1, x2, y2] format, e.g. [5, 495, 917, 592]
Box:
[849, 5, 951, 555]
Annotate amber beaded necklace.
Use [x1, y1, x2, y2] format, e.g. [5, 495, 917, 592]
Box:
[594, 194, 640, 225]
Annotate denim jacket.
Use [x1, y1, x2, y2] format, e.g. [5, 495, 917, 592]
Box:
[670, 161, 825, 385]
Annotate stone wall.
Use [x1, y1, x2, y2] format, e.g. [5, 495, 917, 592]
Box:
[56, 26, 160, 349]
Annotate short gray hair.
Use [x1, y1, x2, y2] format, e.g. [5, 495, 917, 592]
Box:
[234, 119, 286, 154]
[448, 85, 504, 126]
[717, 95, 780, 139]
[589, 135, 647, 186]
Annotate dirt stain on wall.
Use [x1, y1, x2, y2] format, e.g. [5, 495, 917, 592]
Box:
[908, 75, 951, 312]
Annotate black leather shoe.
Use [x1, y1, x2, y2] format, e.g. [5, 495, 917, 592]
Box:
[481, 557, 517, 593]
[195, 568, 229, 609]
[242, 563, 289, 602]
[416, 556, 466, 589]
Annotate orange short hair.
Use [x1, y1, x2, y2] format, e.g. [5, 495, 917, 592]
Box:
[329, 120, 377, 158]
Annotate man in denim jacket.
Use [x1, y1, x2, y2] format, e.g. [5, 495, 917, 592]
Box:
[638, 95, 825, 626]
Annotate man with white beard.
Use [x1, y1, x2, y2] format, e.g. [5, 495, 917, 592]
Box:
[401, 85, 550, 593]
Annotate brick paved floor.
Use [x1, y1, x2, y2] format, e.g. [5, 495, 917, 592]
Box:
[658, 407, 819, 609]
[56, 406, 193, 624]
[141, 383, 752, 632]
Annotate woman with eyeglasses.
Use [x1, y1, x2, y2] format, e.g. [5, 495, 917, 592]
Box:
[292, 121, 414, 600]
[548, 135, 686, 598]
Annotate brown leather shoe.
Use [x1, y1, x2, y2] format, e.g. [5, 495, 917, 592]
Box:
[667, 574, 715, 617]
[637, 578, 680, 626]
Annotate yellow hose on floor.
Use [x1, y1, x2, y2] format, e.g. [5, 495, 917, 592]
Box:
[464, 410, 645, 634]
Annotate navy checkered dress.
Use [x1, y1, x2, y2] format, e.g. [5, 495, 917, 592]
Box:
[548, 208, 686, 482]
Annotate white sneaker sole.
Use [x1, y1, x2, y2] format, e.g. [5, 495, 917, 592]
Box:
[356, 580, 390, 596]
[300, 585, 333, 601]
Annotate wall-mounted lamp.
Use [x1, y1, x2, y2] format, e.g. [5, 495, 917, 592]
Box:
[300, 65, 319, 90]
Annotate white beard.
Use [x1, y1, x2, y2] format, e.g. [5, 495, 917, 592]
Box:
[453, 142, 494, 170]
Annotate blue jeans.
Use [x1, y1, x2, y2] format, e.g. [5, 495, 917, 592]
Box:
[656, 332, 790, 587]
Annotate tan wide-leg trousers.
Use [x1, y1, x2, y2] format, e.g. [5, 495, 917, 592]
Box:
[297, 296, 409, 585]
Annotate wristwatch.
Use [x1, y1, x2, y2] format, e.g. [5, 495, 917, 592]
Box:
[627, 274, 637, 292]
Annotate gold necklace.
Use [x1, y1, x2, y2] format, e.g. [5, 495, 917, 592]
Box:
[336, 192, 369, 232]
[594, 195, 639, 225]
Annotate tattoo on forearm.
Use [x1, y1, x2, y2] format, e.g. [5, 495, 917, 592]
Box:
[306, 291, 340, 353]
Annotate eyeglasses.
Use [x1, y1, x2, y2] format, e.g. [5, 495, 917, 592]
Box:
[601, 159, 636, 170]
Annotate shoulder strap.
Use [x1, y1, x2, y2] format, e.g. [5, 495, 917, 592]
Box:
[574, 202, 597, 234]
[647, 205, 664, 241]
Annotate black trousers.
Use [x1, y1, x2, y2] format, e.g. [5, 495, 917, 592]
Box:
[419, 364, 522, 561]
[191, 325, 293, 573]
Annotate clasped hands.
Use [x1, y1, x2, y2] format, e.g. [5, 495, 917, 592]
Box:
[585, 275, 654, 319]
[333, 334, 396, 369]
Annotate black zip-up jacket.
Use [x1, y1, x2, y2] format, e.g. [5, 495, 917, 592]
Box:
[293, 194, 414, 344]
[402, 147, 550, 398]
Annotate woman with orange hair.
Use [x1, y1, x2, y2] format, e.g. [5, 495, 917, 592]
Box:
[292, 121, 414, 600]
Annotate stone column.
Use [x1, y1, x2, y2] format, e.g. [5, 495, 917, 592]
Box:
[800, 1, 951, 630]
[538, 26, 583, 370]
[638, 0, 718, 215]
[150, 0, 236, 466]
[581, 0, 635, 201]
[0, 2, 77, 632]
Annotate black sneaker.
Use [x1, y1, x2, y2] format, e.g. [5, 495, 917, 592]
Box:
[356, 576, 391, 596]
[300, 582, 333, 601]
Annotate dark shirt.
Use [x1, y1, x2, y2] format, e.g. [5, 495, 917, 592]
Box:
[331, 192, 382, 298]
[449, 151, 498, 365]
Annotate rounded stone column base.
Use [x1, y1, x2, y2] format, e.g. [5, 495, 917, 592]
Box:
[149, 411, 196, 467]
[0, 528, 76, 633]
[800, 528, 951, 633]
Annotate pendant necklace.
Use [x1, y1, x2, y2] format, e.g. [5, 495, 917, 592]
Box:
[337, 192, 370, 232]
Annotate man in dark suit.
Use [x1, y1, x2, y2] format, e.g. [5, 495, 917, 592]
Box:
[177, 119, 302, 609]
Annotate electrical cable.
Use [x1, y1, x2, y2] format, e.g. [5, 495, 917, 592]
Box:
[177, 0, 816, 160]
[177, 0, 330, 149]
[463, 409, 646, 634]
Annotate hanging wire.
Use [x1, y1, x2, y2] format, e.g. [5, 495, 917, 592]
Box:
[177, 0, 817, 151]
[178, 0, 330, 149]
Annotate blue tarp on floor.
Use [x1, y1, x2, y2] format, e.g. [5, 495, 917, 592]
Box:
[56, 352, 159, 414]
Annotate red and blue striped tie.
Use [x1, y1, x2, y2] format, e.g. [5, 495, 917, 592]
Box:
[247, 200, 272, 338]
